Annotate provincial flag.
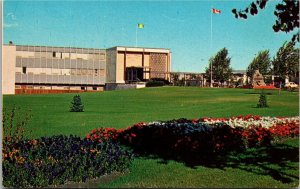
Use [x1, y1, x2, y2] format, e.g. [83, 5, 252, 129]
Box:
[212, 8, 221, 14]
[138, 23, 144, 29]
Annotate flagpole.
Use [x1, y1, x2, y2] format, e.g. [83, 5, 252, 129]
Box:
[135, 24, 138, 47]
[210, 6, 213, 88]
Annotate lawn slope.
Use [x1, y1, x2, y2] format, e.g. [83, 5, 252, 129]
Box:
[3, 87, 299, 138]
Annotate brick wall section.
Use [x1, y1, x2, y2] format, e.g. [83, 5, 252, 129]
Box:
[149, 53, 167, 79]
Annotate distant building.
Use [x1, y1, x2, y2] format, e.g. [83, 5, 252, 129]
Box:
[2, 43, 171, 94]
[170, 72, 205, 87]
[231, 70, 247, 85]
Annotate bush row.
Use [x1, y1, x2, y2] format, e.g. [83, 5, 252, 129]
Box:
[146, 80, 165, 87]
[3, 135, 133, 188]
[146, 78, 170, 87]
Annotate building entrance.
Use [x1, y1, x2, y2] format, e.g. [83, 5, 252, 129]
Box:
[126, 67, 144, 82]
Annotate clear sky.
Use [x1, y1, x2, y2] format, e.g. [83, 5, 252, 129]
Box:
[3, 0, 295, 72]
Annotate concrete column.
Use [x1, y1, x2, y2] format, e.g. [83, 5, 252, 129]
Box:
[2, 45, 16, 94]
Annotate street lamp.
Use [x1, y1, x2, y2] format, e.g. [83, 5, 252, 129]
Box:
[210, 62, 213, 87]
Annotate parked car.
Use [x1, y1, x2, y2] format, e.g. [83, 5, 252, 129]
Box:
[284, 82, 299, 88]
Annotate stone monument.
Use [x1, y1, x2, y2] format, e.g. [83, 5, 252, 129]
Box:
[252, 70, 266, 87]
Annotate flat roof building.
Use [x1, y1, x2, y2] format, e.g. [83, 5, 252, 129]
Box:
[2, 43, 171, 94]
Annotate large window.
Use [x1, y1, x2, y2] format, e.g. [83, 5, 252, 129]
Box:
[22, 67, 27, 74]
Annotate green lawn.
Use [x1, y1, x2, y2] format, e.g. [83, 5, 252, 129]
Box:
[3, 86, 299, 188]
[3, 87, 299, 138]
[100, 138, 299, 188]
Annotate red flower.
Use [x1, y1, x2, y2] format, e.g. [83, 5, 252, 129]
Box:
[192, 119, 198, 123]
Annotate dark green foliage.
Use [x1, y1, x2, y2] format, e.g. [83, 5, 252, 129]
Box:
[118, 120, 246, 163]
[70, 95, 84, 112]
[151, 78, 170, 85]
[232, 0, 299, 42]
[273, 0, 299, 35]
[257, 91, 268, 108]
[2, 135, 133, 188]
[146, 80, 165, 87]
[272, 41, 299, 82]
[205, 48, 232, 84]
[246, 50, 271, 78]
[232, 0, 268, 18]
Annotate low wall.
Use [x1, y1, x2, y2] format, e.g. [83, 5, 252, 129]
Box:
[105, 83, 146, 91]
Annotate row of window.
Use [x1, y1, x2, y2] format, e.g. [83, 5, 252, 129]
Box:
[16, 85, 100, 91]
[16, 57, 104, 69]
[16, 46, 105, 54]
[16, 52, 106, 60]
[15, 74, 105, 85]
[19, 67, 104, 76]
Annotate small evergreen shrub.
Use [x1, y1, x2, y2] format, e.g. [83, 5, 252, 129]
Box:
[70, 95, 84, 112]
[257, 90, 268, 108]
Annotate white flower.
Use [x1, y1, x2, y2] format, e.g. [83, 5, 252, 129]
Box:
[202, 116, 299, 129]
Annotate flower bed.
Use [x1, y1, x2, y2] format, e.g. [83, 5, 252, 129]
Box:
[200, 115, 299, 129]
[2, 135, 133, 188]
[85, 127, 119, 143]
[86, 115, 299, 161]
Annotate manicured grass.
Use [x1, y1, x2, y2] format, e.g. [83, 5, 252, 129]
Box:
[99, 138, 299, 188]
[3, 87, 299, 138]
[3, 86, 299, 188]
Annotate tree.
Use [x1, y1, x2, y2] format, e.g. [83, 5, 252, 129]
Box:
[205, 48, 233, 84]
[246, 50, 271, 78]
[70, 95, 84, 112]
[272, 41, 299, 82]
[257, 90, 268, 108]
[232, 0, 299, 42]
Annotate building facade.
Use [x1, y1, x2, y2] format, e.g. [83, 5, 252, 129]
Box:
[2, 43, 171, 94]
[170, 72, 205, 87]
[106, 46, 171, 86]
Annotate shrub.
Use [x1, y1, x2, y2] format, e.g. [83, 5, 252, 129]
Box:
[70, 95, 84, 112]
[257, 90, 268, 108]
[151, 78, 170, 85]
[146, 80, 165, 87]
[2, 135, 133, 188]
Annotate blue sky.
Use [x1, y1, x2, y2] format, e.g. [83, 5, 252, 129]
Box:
[3, 0, 295, 72]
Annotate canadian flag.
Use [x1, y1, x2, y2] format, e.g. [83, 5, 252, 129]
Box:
[212, 8, 221, 14]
